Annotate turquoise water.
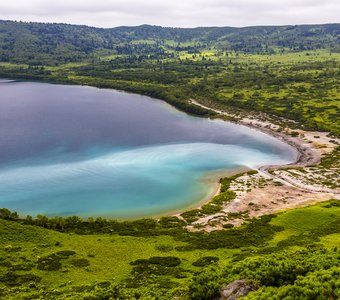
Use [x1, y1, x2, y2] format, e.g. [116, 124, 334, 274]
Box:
[0, 81, 296, 218]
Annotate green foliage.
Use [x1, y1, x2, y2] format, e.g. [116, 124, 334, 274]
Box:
[178, 215, 283, 251]
[211, 190, 236, 205]
[181, 175, 238, 223]
[323, 200, 340, 208]
[246, 266, 340, 299]
[0, 272, 41, 287]
[189, 266, 224, 300]
[37, 254, 62, 271]
[127, 256, 185, 291]
[276, 217, 340, 248]
[155, 244, 174, 252]
[0, 210, 187, 237]
[0, 208, 18, 220]
[56, 250, 76, 257]
[190, 248, 340, 299]
[180, 209, 202, 223]
[247, 170, 258, 175]
[192, 256, 219, 267]
[318, 146, 340, 169]
[0, 20, 339, 299]
[223, 223, 234, 229]
[0, 21, 339, 65]
[0, 22, 339, 133]
[0, 201, 339, 299]
[71, 258, 90, 268]
[131, 256, 181, 267]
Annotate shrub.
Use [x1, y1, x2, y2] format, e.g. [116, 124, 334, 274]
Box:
[223, 223, 234, 229]
[71, 258, 90, 268]
[155, 244, 174, 252]
[192, 256, 220, 267]
[247, 170, 258, 175]
[0, 273, 42, 286]
[37, 254, 62, 271]
[56, 250, 76, 257]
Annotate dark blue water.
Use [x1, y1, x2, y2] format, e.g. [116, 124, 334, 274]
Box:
[0, 81, 296, 218]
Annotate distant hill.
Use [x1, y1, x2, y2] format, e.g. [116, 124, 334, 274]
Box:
[0, 20, 339, 65]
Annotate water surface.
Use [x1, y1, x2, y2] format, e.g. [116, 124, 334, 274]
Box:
[0, 81, 296, 218]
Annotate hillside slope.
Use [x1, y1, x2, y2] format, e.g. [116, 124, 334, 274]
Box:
[0, 20, 339, 65]
[0, 201, 339, 299]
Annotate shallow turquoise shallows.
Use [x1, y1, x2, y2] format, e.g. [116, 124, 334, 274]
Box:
[0, 81, 296, 218]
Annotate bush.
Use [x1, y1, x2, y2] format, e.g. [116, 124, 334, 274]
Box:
[189, 267, 223, 300]
[0, 273, 42, 286]
[56, 250, 76, 257]
[192, 256, 220, 267]
[131, 256, 181, 267]
[181, 209, 201, 223]
[37, 254, 62, 271]
[190, 248, 340, 299]
[212, 190, 236, 205]
[223, 223, 234, 229]
[155, 244, 174, 252]
[71, 258, 90, 268]
[247, 170, 258, 175]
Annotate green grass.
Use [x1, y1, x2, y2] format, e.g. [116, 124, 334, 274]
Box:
[0, 218, 241, 296]
[1, 200, 339, 299]
[1, 49, 339, 134]
[271, 202, 340, 233]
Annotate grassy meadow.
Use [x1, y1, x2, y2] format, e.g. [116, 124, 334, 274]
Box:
[1, 201, 339, 299]
[1, 49, 339, 135]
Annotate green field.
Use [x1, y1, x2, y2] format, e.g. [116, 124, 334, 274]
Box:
[1, 49, 339, 135]
[1, 201, 339, 299]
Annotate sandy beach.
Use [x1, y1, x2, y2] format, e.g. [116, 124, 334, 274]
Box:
[164, 167, 250, 218]
[184, 99, 339, 231]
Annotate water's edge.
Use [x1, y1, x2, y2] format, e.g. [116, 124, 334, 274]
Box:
[0, 80, 299, 219]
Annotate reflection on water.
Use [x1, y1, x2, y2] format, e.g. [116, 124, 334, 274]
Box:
[0, 81, 296, 218]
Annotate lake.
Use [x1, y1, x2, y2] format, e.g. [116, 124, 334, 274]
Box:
[0, 81, 296, 218]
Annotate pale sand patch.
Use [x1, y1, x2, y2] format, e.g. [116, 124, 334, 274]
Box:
[168, 167, 249, 218]
[227, 184, 338, 219]
[185, 99, 339, 232]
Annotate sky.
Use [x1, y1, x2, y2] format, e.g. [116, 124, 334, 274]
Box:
[0, 0, 339, 28]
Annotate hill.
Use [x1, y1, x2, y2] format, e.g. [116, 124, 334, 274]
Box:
[0, 21, 339, 134]
[0, 20, 339, 65]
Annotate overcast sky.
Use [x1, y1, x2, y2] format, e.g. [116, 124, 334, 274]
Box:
[0, 0, 338, 28]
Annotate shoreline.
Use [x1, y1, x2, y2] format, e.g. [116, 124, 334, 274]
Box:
[76, 167, 251, 221]
[117, 167, 251, 220]
[168, 167, 250, 217]
[186, 99, 339, 231]
[190, 99, 321, 171]
[1, 79, 337, 223]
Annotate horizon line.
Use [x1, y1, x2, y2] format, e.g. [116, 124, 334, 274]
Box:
[1, 18, 339, 30]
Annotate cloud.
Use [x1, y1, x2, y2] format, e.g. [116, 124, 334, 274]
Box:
[0, 0, 338, 28]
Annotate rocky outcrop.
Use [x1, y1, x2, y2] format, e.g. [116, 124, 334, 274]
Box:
[220, 279, 253, 300]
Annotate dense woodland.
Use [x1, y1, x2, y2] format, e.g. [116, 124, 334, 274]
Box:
[0, 21, 339, 65]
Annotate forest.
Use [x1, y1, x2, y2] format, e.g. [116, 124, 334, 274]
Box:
[0, 21, 339, 65]
[0, 21, 339, 135]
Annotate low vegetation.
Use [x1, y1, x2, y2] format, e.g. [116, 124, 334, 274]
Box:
[0, 22, 339, 135]
[0, 201, 339, 299]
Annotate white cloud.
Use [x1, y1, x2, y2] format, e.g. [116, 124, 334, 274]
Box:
[0, 0, 338, 27]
